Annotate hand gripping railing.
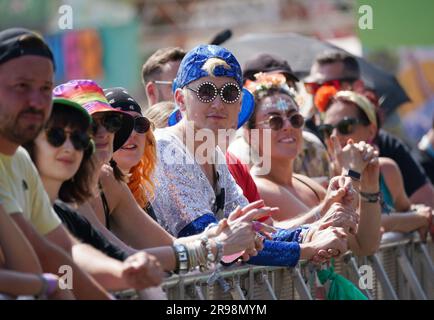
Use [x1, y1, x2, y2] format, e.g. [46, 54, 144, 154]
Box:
[114, 233, 433, 300]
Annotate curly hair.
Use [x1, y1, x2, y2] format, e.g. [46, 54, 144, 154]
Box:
[126, 129, 157, 207]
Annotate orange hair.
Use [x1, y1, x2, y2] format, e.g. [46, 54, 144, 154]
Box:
[314, 85, 338, 113]
[127, 128, 157, 208]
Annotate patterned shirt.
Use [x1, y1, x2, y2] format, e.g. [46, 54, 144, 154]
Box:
[152, 128, 248, 237]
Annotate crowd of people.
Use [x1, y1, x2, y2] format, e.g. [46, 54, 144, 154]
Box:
[0, 27, 433, 300]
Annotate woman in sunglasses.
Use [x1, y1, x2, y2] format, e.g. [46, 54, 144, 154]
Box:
[23, 97, 169, 291]
[319, 89, 433, 240]
[245, 73, 382, 256]
[106, 87, 157, 220]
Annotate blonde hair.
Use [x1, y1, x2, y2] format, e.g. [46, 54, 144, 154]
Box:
[201, 58, 230, 77]
[144, 101, 176, 129]
[127, 129, 157, 207]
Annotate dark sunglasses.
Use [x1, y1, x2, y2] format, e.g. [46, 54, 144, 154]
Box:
[187, 81, 241, 104]
[133, 116, 151, 134]
[91, 113, 123, 135]
[46, 127, 91, 151]
[256, 113, 305, 131]
[304, 77, 357, 95]
[318, 117, 369, 138]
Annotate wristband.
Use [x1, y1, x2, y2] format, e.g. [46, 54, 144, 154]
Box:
[360, 191, 381, 203]
[344, 169, 361, 182]
[37, 273, 58, 298]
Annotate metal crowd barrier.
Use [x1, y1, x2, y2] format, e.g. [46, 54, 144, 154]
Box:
[117, 232, 433, 300]
[3, 233, 431, 300]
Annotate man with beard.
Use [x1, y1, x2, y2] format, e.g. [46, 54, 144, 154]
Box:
[0, 28, 162, 299]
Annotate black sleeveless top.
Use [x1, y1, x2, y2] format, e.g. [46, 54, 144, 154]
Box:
[100, 189, 111, 230]
[100, 184, 158, 229]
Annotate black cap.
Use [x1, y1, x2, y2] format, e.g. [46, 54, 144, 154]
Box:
[103, 87, 143, 115]
[243, 53, 299, 83]
[0, 28, 54, 67]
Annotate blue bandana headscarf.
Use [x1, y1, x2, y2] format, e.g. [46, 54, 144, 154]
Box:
[169, 44, 254, 129]
[172, 44, 243, 91]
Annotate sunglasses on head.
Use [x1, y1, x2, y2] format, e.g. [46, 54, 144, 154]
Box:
[256, 113, 305, 131]
[133, 116, 151, 134]
[46, 127, 91, 151]
[187, 81, 241, 104]
[318, 117, 369, 138]
[91, 113, 123, 135]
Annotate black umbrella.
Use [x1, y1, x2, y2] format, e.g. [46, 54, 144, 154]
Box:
[225, 32, 410, 116]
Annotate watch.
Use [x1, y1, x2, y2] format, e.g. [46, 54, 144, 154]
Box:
[173, 244, 189, 274]
[344, 168, 361, 181]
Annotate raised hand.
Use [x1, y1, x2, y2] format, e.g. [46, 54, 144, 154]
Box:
[322, 175, 357, 212]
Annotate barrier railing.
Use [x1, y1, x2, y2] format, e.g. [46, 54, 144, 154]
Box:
[130, 232, 432, 300]
[5, 233, 431, 300]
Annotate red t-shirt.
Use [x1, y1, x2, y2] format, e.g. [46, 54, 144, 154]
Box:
[225, 151, 261, 203]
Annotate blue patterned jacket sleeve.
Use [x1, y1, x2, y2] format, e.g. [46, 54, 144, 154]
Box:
[178, 213, 217, 237]
[248, 240, 301, 267]
[178, 218, 303, 267]
[271, 227, 303, 242]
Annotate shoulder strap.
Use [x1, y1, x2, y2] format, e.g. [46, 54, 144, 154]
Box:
[99, 182, 111, 230]
[293, 174, 321, 202]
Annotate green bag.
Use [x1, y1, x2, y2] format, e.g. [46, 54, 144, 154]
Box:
[316, 261, 368, 300]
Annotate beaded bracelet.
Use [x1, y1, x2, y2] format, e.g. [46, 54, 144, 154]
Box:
[214, 239, 224, 263]
[199, 236, 215, 272]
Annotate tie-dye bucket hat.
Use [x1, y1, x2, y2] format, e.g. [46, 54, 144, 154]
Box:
[53, 79, 134, 151]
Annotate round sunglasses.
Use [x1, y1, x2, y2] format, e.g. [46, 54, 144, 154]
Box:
[91, 113, 123, 135]
[46, 127, 91, 151]
[318, 117, 369, 138]
[133, 116, 151, 134]
[187, 81, 241, 104]
[256, 113, 305, 131]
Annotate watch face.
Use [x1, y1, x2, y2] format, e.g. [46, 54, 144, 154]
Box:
[346, 169, 361, 181]
[179, 252, 187, 260]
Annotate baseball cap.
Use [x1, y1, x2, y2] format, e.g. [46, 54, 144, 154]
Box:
[243, 53, 299, 83]
[103, 87, 143, 115]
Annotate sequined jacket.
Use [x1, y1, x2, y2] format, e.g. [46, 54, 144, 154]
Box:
[152, 128, 303, 267]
